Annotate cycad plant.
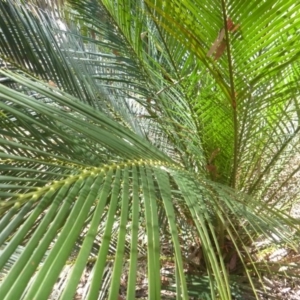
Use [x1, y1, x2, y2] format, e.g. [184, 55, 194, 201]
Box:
[1, 0, 300, 299]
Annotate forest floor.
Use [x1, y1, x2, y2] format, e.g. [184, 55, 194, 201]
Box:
[50, 201, 300, 299]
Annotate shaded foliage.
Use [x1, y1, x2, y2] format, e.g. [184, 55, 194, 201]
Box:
[1, 0, 300, 299]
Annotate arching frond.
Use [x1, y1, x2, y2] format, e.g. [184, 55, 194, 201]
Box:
[1, 1, 300, 299]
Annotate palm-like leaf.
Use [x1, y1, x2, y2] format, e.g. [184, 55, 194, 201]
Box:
[1, 0, 300, 299]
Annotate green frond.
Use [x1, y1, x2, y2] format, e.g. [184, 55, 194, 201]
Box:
[1, 0, 300, 299]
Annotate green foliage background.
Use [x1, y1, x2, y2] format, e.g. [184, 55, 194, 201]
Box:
[0, 0, 300, 299]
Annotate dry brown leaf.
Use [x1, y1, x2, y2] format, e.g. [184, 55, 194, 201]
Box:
[48, 80, 57, 87]
[214, 40, 227, 60]
[206, 163, 219, 179]
[112, 49, 120, 56]
[208, 148, 220, 164]
[207, 18, 240, 59]
[207, 28, 225, 57]
[231, 24, 240, 32]
[227, 18, 240, 32]
[227, 18, 234, 31]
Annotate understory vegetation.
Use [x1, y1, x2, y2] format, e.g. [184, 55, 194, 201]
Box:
[1, 0, 300, 299]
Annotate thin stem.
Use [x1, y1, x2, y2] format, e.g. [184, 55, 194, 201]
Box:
[220, 0, 238, 188]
